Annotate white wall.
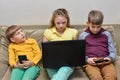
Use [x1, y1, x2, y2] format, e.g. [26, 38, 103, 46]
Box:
[0, 0, 120, 25]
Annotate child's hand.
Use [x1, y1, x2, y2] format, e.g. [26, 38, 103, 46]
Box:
[103, 57, 111, 65]
[91, 57, 111, 66]
[87, 57, 96, 65]
[14, 62, 25, 68]
[22, 60, 35, 68]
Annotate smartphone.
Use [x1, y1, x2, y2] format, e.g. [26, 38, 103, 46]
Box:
[94, 59, 109, 63]
[18, 55, 27, 64]
[104, 59, 109, 62]
[94, 59, 104, 63]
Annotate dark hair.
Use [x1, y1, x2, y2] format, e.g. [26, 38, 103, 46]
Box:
[88, 10, 104, 25]
[49, 8, 70, 28]
[6, 25, 21, 42]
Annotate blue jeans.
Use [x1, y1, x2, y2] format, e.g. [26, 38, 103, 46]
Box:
[10, 66, 40, 80]
[47, 66, 74, 80]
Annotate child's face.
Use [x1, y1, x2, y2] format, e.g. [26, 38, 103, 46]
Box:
[87, 22, 102, 34]
[54, 16, 67, 33]
[10, 29, 26, 43]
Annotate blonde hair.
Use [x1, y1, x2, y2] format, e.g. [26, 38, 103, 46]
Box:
[88, 10, 104, 25]
[49, 8, 70, 28]
[6, 25, 21, 42]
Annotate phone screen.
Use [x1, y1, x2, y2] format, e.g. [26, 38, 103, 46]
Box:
[18, 55, 27, 64]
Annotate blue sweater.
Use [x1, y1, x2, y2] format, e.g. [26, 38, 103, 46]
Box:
[79, 27, 116, 61]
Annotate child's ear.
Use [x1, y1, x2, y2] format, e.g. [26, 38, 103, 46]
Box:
[86, 21, 90, 27]
[10, 38, 15, 42]
[86, 21, 90, 25]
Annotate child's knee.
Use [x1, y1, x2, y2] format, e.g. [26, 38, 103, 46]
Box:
[60, 66, 74, 73]
[104, 72, 117, 80]
[89, 74, 103, 80]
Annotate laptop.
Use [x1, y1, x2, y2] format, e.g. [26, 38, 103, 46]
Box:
[41, 40, 86, 69]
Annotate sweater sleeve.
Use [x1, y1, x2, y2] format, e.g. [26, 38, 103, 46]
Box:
[8, 44, 16, 68]
[104, 31, 116, 61]
[79, 32, 89, 61]
[31, 39, 42, 65]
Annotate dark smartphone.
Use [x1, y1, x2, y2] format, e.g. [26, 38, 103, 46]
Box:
[94, 59, 104, 63]
[18, 55, 27, 64]
[104, 59, 109, 62]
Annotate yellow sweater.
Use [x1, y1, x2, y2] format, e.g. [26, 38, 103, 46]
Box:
[8, 38, 42, 67]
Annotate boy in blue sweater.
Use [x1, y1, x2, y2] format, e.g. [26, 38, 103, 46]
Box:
[79, 10, 117, 80]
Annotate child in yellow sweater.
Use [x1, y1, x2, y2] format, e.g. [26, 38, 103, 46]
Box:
[6, 25, 42, 80]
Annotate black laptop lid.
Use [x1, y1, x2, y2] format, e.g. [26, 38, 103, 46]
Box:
[41, 40, 85, 69]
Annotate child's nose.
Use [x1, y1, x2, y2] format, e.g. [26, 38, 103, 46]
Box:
[60, 24, 63, 27]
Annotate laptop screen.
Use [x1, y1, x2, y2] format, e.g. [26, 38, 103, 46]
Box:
[41, 40, 86, 69]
